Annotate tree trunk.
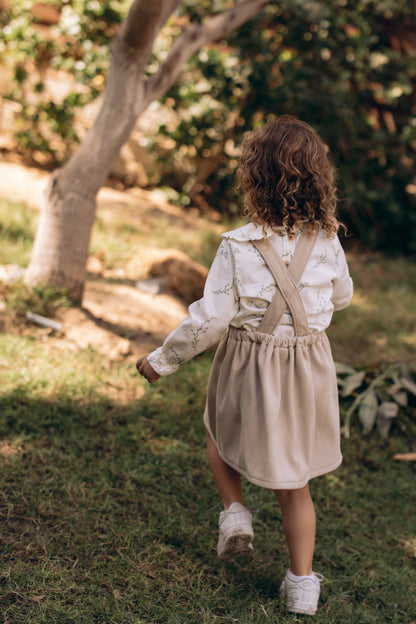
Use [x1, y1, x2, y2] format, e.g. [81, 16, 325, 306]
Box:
[24, 0, 268, 302]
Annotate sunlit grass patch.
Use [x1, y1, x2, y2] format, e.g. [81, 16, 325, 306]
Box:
[328, 250, 416, 366]
[2, 281, 72, 318]
[0, 199, 38, 266]
[401, 537, 416, 559]
[0, 437, 25, 458]
[402, 331, 416, 349]
[0, 333, 127, 401]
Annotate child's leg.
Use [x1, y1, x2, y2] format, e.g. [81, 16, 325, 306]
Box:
[274, 484, 316, 576]
[207, 431, 254, 559]
[206, 431, 243, 509]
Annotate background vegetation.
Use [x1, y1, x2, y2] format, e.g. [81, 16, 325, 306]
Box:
[1, 0, 416, 252]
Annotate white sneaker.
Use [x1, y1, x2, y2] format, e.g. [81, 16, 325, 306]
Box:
[279, 570, 323, 615]
[217, 502, 254, 560]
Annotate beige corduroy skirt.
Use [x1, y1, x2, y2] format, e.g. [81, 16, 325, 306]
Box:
[203, 326, 342, 490]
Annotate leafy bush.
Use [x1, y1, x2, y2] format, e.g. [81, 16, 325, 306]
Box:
[0, 0, 128, 162]
[162, 0, 416, 253]
[1, 1, 416, 251]
[337, 361, 416, 438]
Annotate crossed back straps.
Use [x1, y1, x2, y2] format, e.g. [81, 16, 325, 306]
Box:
[252, 228, 319, 336]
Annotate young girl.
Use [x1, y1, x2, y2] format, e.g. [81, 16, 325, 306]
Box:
[136, 115, 353, 616]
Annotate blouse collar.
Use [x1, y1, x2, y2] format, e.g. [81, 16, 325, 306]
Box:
[221, 222, 274, 241]
[222, 222, 304, 242]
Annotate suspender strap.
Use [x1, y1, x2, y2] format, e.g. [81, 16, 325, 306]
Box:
[253, 228, 318, 336]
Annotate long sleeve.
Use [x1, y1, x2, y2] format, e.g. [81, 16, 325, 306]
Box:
[331, 238, 353, 311]
[147, 239, 238, 375]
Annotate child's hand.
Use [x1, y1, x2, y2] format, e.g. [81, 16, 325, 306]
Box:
[136, 356, 161, 383]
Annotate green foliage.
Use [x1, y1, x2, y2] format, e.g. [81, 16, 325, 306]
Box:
[161, 0, 416, 253]
[337, 361, 416, 438]
[1, 1, 415, 251]
[1, 281, 73, 336]
[0, 200, 35, 244]
[4, 281, 72, 316]
[0, 0, 128, 162]
[0, 200, 38, 266]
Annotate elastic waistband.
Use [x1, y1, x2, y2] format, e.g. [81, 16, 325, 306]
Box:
[228, 325, 328, 348]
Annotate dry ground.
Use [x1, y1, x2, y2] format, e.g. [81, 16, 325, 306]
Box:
[0, 160, 217, 361]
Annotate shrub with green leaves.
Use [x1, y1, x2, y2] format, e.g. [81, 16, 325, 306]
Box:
[162, 0, 416, 253]
[0, 0, 128, 161]
[337, 361, 416, 438]
[1, 0, 416, 252]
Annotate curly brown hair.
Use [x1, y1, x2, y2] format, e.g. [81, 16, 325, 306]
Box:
[237, 115, 340, 238]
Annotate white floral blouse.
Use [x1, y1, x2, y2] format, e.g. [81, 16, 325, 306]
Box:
[147, 222, 353, 376]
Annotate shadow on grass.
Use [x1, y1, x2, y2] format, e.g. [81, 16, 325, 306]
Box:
[1, 390, 272, 623]
[1, 387, 415, 623]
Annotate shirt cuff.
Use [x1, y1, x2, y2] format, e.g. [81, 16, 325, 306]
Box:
[147, 347, 181, 376]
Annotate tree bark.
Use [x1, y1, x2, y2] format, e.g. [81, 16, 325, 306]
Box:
[25, 0, 268, 302]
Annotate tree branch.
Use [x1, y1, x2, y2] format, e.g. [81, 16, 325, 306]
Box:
[142, 0, 269, 110]
[60, 0, 182, 192]
[121, 0, 181, 52]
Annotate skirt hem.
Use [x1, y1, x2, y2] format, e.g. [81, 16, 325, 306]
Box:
[205, 420, 342, 490]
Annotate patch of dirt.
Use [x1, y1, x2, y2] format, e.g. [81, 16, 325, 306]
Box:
[0, 161, 216, 361]
[60, 280, 189, 360]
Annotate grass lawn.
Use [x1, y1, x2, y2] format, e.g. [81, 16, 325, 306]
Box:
[1, 348, 415, 623]
[1, 197, 416, 623]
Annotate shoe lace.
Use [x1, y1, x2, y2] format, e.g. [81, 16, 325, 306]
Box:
[222, 504, 258, 516]
[313, 572, 325, 583]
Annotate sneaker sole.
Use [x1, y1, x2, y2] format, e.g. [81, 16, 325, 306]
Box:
[218, 533, 254, 560]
